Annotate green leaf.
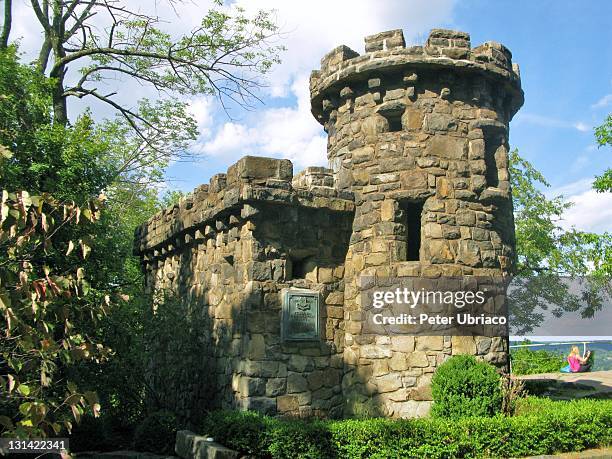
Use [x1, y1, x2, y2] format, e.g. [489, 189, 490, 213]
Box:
[0, 415, 13, 429]
[16, 384, 30, 396]
[18, 402, 31, 415]
[67, 381, 78, 394]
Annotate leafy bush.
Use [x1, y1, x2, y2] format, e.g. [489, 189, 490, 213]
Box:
[267, 420, 334, 459]
[431, 355, 502, 418]
[202, 411, 333, 459]
[511, 345, 565, 375]
[202, 410, 272, 456]
[200, 398, 612, 458]
[133, 411, 177, 454]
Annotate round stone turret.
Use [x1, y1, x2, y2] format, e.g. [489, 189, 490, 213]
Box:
[310, 28, 523, 417]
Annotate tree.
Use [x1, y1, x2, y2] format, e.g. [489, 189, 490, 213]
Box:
[2, 0, 281, 123]
[0, 146, 110, 436]
[594, 114, 611, 192]
[1, 0, 283, 192]
[0, 0, 284, 441]
[508, 149, 612, 334]
[0, 45, 142, 442]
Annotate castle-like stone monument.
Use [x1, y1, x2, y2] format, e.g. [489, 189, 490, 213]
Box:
[134, 28, 523, 421]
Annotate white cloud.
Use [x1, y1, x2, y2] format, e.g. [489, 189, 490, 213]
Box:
[232, 0, 456, 98]
[549, 178, 612, 233]
[562, 188, 612, 233]
[515, 113, 591, 133]
[592, 94, 612, 109]
[187, 96, 215, 137]
[195, 0, 457, 170]
[196, 73, 327, 169]
[573, 122, 591, 132]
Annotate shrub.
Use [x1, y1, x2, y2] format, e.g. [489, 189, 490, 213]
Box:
[267, 420, 334, 459]
[202, 410, 272, 456]
[431, 355, 502, 418]
[201, 411, 334, 459]
[133, 411, 177, 454]
[198, 398, 612, 458]
[511, 346, 565, 375]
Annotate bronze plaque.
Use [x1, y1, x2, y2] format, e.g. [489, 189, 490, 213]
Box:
[282, 289, 320, 341]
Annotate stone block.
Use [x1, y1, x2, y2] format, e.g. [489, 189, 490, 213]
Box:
[416, 336, 444, 351]
[242, 396, 277, 415]
[376, 373, 402, 393]
[400, 170, 427, 190]
[365, 29, 405, 52]
[410, 385, 433, 401]
[266, 378, 286, 397]
[227, 156, 293, 184]
[287, 373, 308, 393]
[247, 334, 266, 360]
[389, 352, 409, 371]
[452, 336, 477, 355]
[307, 370, 326, 391]
[406, 351, 429, 368]
[321, 45, 360, 72]
[391, 336, 415, 352]
[277, 395, 299, 413]
[209, 173, 227, 193]
[360, 344, 391, 359]
[239, 376, 265, 397]
[176, 430, 239, 459]
[424, 113, 457, 132]
[456, 240, 482, 266]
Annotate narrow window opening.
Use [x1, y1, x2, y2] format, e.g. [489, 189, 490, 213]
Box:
[403, 201, 424, 261]
[289, 257, 308, 279]
[484, 129, 502, 188]
[386, 112, 403, 132]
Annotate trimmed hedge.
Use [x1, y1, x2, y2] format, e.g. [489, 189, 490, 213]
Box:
[201, 398, 612, 459]
[431, 355, 502, 418]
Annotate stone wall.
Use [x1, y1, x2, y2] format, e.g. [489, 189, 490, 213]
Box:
[134, 27, 524, 421]
[134, 156, 354, 421]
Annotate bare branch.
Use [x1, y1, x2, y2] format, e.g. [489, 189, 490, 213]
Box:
[30, 0, 52, 33]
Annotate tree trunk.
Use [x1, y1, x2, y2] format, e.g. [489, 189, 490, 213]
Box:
[50, 66, 68, 125]
[38, 37, 51, 73]
[1, 0, 12, 49]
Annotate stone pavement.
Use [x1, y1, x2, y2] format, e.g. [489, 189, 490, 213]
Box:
[524, 447, 612, 458]
[518, 370, 612, 400]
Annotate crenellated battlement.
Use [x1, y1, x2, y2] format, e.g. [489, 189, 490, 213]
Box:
[134, 156, 354, 261]
[310, 28, 523, 124]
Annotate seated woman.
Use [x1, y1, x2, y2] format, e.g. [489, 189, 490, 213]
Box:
[560, 346, 592, 373]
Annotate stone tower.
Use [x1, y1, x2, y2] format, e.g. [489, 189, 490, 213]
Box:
[309, 28, 523, 417]
[134, 28, 523, 421]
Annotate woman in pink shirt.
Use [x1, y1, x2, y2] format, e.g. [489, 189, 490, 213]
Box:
[562, 346, 590, 373]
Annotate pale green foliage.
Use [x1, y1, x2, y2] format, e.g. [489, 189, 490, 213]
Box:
[509, 149, 612, 334]
[30, 0, 284, 132]
[594, 114, 611, 193]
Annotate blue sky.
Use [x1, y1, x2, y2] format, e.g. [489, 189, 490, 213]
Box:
[8, 0, 612, 233]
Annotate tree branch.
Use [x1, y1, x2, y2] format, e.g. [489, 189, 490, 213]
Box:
[30, 0, 51, 34]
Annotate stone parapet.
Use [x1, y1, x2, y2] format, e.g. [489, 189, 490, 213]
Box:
[134, 156, 354, 261]
[310, 28, 523, 124]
